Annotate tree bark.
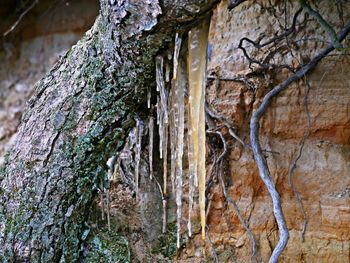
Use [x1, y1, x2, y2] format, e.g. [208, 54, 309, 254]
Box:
[0, 0, 218, 261]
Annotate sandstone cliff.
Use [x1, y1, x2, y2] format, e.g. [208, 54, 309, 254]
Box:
[0, 0, 348, 262]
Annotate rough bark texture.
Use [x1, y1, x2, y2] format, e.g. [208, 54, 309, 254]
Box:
[0, 0, 99, 165]
[0, 0, 218, 261]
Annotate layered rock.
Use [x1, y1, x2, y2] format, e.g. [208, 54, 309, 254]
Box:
[177, 1, 350, 262]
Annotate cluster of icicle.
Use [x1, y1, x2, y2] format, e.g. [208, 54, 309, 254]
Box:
[148, 20, 210, 248]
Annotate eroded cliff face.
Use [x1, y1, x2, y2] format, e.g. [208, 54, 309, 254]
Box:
[0, 0, 349, 262]
[178, 1, 349, 262]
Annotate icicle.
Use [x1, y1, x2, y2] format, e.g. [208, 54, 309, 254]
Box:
[175, 59, 185, 248]
[176, 164, 183, 248]
[156, 96, 160, 125]
[148, 116, 154, 180]
[157, 96, 163, 159]
[165, 61, 170, 83]
[187, 102, 195, 237]
[156, 56, 168, 124]
[169, 33, 182, 193]
[147, 89, 151, 109]
[167, 32, 185, 247]
[163, 121, 168, 194]
[135, 119, 144, 196]
[106, 156, 116, 180]
[156, 55, 169, 194]
[173, 33, 182, 80]
[169, 86, 177, 193]
[156, 56, 168, 162]
[187, 19, 210, 239]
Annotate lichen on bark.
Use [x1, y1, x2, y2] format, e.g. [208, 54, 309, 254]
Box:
[0, 0, 219, 261]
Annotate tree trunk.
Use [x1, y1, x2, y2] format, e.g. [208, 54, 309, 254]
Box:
[0, 0, 218, 261]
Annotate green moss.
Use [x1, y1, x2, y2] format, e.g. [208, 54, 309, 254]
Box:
[82, 223, 130, 263]
[151, 222, 177, 259]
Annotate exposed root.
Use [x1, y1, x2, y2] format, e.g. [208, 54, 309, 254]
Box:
[299, 0, 342, 49]
[238, 7, 303, 72]
[206, 226, 219, 263]
[207, 75, 256, 91]
[287, 76, 311, 242]
[206, 128, 257, 262]
[249, 22, 350, 263]
[215, 131, 257, 263]
[205, 104, 247, 147]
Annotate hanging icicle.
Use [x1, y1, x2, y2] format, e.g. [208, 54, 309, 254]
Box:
[165, 61, 170, 83]
[163, 121, 168, 194]
[135, 119, 144, 196]
[156, 96, 160, 125]
[156, 55, 169, 194]
[187, 19, 210, 239]
[148, 116, 154, 180]
[156, 56, 168, 124]
[169, 33, 182, 193]
[175, 68, 185, 247]
[171, 32, 186, 248]
[187, 102, 195, 237]
[169, 86, 177, 193]
[173, 33, 182, 80]
[147, 89, 151, 109]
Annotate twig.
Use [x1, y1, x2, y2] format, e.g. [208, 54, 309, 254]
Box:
[206, 104, 281, 158]
[212, 130, 257, 263]
[238, 8, 303, 71]
[205, 104, 247, 147]
[206, 226, 219, 263]
[3, 0, 39, 37]
[287, 75, 311, 242]
[250, 21, 350, 263]
[207, 75, 256, 91]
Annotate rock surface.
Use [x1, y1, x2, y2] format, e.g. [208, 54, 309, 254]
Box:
[0, 0, 349, 262]
[177, 0, 350, 262]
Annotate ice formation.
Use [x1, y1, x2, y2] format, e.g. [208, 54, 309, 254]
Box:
[187, 20, 209, 239]
[135, 119, 144, 196]
[148, 116, 154, 180]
